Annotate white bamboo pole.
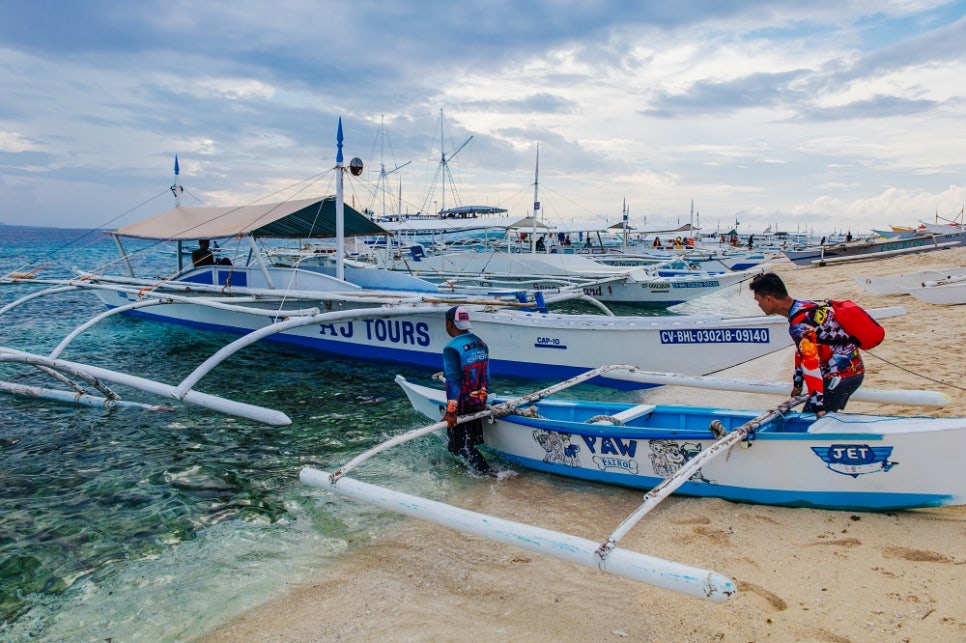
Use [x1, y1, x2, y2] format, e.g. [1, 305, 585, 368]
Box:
[0, 381, 174, 412]
[300, 467, 736, 600]
[0, 347, 290, 425]
[602, 367, 949, 407]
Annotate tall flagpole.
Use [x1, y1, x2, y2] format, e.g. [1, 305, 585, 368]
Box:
[171, 155, 183, 207]
[335, 118, 346, 281]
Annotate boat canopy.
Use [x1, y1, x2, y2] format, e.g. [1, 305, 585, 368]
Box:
[378, 216, 517, 234]
[111, 196, 386, 241]
[509, 216, 552, 229]
[439, 205, 508, 218]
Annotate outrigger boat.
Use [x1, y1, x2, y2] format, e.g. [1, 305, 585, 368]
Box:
[782, 233, 964, 267]
[396, 369, 961, 511]
[300, 366, 953, 601]
[1, 123, 854, 418]
[0, 121, 906, 416]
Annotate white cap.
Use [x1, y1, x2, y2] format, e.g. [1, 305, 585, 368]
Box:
[446, 305, 472, 330]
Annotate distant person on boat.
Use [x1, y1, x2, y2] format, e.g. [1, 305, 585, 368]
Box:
[652, 237, 662, 248]
[747, 234, 755, 249]
[442, 306, 492, 476]
[749, 272, 864, 418]
[535, 236, 546, 252]
[191, 239, 231, 267]
[192, 239, 215, 266]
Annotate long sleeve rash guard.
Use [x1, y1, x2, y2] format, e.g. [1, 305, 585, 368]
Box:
[788, 300, 864, 413]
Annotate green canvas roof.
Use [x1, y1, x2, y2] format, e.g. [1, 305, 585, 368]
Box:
[112, 196, 386, 241]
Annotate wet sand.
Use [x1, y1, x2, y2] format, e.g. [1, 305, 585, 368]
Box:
[200, 247, 966, 642]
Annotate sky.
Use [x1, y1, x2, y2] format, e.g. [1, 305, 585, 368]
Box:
[1, 1, 965, 236]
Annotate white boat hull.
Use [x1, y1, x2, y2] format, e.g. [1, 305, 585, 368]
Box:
[906, 280, 966, 305]
[852, 268, 966, 295]
[783, 233, 966, 266]
[397, 377, 966, 510]
[92, 282, 795, 387]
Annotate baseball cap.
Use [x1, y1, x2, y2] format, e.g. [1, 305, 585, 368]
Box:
[445, 305, 472, 330]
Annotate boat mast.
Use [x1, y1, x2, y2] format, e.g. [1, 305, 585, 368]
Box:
[622, 198, 629, 252]
[428, 108, 472, 215]
[171, 155, 184, 271]
[689, 199, 694, 243]
[375, 115, 411, 218]
[531, 143, 540, 253]
[336, 118, 346, 281]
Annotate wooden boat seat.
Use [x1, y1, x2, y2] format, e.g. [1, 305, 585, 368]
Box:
[591, 403, 657, 425]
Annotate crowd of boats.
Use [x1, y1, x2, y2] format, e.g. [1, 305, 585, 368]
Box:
[3, 124, 965, 599]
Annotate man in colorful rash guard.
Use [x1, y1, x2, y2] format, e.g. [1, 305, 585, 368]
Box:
[750, 272, 864, 417]
[442, 306, 492, 475]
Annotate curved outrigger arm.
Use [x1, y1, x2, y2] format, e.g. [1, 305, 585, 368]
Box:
[45, 284, 321, 359]
[171, 304, 473, 399]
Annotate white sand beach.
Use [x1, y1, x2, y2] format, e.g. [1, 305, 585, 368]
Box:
[200, 247, 966, 643]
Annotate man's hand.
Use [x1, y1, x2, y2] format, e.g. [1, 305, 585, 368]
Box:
[444, 411, 457, 429]
[791, 385, 802, 397]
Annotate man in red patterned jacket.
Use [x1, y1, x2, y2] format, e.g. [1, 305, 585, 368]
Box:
[750, 272, 864, 417]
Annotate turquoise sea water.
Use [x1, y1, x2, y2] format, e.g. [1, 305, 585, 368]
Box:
[0, 226, 758, 641]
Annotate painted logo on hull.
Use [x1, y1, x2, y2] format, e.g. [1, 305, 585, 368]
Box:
[528, 431, 715, 482]
[811, 444, 898, 477]
[317, 319, 431, 346]
[647, 439, 714, 483]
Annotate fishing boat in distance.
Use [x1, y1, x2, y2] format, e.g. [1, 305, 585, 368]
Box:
[395, 372, 961, 511]
[370, 245, 761, 307]
[782, 232, 965, 266]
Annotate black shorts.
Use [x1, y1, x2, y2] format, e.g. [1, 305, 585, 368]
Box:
[806, 372, 864, 413]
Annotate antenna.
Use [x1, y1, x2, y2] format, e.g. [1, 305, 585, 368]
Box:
[372, 115, 411, 218]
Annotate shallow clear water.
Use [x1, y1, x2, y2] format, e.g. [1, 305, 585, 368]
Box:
[0, 226, 757, 640]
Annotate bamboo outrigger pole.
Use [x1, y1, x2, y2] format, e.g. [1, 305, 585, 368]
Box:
[300, 467, 736, 601]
